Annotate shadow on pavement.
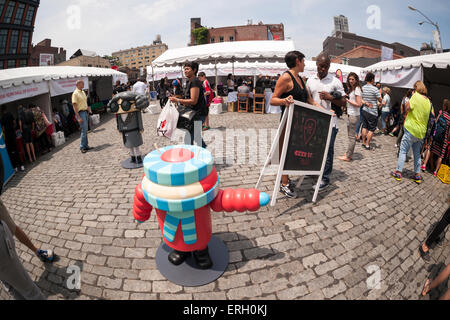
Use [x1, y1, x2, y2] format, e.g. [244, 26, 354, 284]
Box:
[216, 232, 285, 269]
[36, 259, 83, 300]
[90, 143, 113, 153]
[426, 262, 449, 300]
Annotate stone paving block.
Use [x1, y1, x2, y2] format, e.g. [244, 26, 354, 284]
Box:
[227, 285, 262, 300]
[302, 253, 328, 269]
[103, 289, 130, 300]
[322, 280, 347, 299]
[2, 113, 448, 301]
[307, 275, 334, 292]
[152, 281, 183, 294]
[98, 276, 122, 290]
[218, 274, 250, 290]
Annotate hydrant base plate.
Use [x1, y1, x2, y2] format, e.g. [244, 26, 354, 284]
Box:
[155, 236, 229, 287]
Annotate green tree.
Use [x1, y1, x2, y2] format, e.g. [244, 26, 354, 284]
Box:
[192, 27, 209, 45]
[103, 55, 122, 67]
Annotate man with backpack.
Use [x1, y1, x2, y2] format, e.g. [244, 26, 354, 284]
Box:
[422, 99, 450, 176]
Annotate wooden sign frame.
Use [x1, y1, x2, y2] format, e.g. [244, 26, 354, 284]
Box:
[256, 100, 334, 206]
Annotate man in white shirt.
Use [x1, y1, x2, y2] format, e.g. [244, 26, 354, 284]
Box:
[132, 78, 148, 96]
[306, 53, 346, 190]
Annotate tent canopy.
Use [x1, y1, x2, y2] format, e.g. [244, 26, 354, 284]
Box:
[152, 40, 295, 67]
[148, 60, 362, 81]
[0, 66, 127, 89]
[364, 52, 450, 72]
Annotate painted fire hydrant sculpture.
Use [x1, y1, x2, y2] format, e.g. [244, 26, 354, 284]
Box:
[133, 145, 270, 269]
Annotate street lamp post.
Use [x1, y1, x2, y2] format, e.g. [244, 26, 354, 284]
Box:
[409, 6, 443, 53]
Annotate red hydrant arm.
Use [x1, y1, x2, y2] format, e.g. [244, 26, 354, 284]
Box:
[210, 189, 270, 213]
[133, 182, 153, 223]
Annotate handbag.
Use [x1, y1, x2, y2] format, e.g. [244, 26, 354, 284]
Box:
[176, 105, 197, 131]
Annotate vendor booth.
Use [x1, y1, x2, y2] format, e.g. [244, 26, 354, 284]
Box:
[0, 66, 128, 120]
[0, 66, 128, 185]
[147, 41, 362, 114]
[363, 52, 450, 113]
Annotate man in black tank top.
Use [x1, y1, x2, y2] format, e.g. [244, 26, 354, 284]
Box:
[271, 51, 322, 199]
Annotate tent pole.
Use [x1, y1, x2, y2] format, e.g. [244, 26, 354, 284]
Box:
[232, 59, 235, 79]
[151, 65, 155, 91]
[214, 60, 218, 96]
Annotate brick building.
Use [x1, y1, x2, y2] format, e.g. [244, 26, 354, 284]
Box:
[322, 31, 419, 61]
[30, 38, 66, 66]
[112, 35, 168, 70]
[189, 18, 284, 46]
[331, 45, 405, 68]
[57, 49, 111, 68]
[0, 0, 40, 69]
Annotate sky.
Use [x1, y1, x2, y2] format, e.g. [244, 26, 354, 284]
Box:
[33, 0, 450, 59]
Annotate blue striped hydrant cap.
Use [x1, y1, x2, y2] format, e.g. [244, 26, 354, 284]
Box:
[143, 145, 214, 187]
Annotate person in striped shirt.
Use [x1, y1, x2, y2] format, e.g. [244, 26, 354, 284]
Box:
[361, 73, 383, 150]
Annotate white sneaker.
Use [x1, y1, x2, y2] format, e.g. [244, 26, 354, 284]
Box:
[14, 168, 18, 173]
[20, 166, 25, 171]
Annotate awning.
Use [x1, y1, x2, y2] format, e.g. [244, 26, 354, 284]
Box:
[364, 52, 450, 72]
[152, 40, 296, 67]
[0, 66, 128, 89]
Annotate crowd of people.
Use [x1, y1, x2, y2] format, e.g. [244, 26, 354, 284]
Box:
[0, 103, 78, 173]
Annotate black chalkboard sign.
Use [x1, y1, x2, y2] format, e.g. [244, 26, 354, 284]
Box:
[283, 104, 332, 172]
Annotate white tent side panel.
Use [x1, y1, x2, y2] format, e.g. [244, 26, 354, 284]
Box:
[49, 77, 89, 97]
[380, 68, 423, 89]
[0, 81, 49, 105]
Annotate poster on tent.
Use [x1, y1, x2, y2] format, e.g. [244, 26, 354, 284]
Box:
[0, 125, 14, 187]
[0, 81, 49, 105]
[380, 68, 423, 89]
[49, 77, 89, 97]
[112, 74, 128, 86]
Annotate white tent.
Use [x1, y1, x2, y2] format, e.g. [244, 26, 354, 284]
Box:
[152, 40, 295, 67]
[148, 60, 362, 82]
[364, 52, 450, 111]
[0, 66, 128, 122]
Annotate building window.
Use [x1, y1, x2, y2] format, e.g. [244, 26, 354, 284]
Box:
[4, 1, 16, 23]
[229, 36, 234, 42]
[219, 36, 224, 42]
[336, 42, 345, 50]
[0, 0, 6, 17]
[0, 30, 7, 54]
[7, 60, 16, 69]
[20, 31, 29, 54]
[88, 64, 92, 67]
[210, 37, 215, 43]
[19, 59, 27, 67]
[24, 6, 35, 26]
[14, 3, 25, 24]
[0, 61, 3, 70]
[8, 30, 19, 54]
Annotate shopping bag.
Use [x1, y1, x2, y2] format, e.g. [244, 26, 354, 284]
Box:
[157, 101, 179, 139]
[437, 164, 450, 184]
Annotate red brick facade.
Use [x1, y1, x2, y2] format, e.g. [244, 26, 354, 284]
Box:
[30, 39, 66, 66]
[190, 18, 284, 46]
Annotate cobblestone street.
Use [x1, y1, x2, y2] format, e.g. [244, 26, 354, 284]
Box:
[1, 110, 448, 300]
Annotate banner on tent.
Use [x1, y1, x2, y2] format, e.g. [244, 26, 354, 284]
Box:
[0, 81, 49, 104]
[49, 77, 89, 97]
[112, 74, 128, 85]
[0, 125, 14, 187]
[381, 68, 423, 89]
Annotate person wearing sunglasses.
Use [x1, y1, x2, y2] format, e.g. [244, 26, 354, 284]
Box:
[108, 92, 148, 165]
